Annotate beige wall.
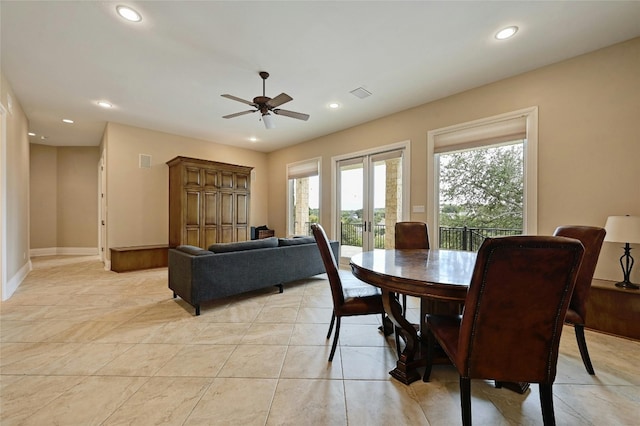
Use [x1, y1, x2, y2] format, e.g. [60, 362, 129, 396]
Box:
[30, 144, 100, 250]
[267, 37, 640, 282]
[1, 71, 30, 299]
[57, 147, 100, 247]
[29, 144, 57, 248]
[104, 122, 269, 253]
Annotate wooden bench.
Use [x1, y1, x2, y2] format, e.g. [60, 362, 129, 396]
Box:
[110, 245, 168, 272]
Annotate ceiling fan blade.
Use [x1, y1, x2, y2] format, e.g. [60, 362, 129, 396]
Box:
[222, 110, 256, 119]
[267, 93, 293, 108]
[273, 109, 310, 121]
[221, 94, 256, 107]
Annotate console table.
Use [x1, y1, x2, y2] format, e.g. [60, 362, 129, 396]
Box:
[585, 279, 640, 340]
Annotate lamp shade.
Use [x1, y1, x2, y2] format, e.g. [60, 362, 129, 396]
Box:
[603, 215, 640, 244]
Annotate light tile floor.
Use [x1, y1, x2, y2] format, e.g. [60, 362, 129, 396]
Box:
[1, 255, 638, 425]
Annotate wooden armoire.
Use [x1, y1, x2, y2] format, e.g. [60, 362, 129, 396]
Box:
[167, 156, 252, 248]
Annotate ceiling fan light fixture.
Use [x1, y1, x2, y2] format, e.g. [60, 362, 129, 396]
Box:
[222, 71, 308, 127]
[262, 113, 275, 129]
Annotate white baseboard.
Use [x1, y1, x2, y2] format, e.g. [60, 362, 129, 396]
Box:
[30, 247, 99, 257]
[104, 260, 111, 271]
[3, 259, 32, 301]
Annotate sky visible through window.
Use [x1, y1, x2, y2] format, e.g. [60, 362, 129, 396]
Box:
[340, 164, 386, 210]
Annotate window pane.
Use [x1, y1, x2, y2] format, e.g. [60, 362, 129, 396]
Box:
[437, 142, 524, 251]
[290, 175, 319, 236]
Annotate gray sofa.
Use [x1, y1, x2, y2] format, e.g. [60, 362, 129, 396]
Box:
[168, 236, 339, 315]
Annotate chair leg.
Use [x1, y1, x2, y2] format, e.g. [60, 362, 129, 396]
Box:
[574, 324, 595, 375]
[327, 313, 336, 339]
[328, 316, 341, 362]
[460, 377, 472, 426]
[539, 383, 556, 426]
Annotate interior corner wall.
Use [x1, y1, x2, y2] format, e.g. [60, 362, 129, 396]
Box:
[29, 145, 100, 252]
[1, 71, 31, 299]
[104, 122, 269, 256]
[267, 37, 640, 282]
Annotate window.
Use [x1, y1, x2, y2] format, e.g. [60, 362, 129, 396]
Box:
[427, 107, 538, 250]
[287, 158, 320, 236]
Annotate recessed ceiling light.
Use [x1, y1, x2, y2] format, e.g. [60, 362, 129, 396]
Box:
[62, 119, 74, 124]
[249, 137, 257, 142]
[329, 103, 340, 109]
[97, 101, 113, 108]
[495, 26, 518, 40]
[40, 136, 47, 140]
[116, 5, 142, 22]
[28, 132, 36, 136]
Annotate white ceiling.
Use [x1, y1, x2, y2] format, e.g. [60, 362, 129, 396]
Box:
[2, 1, 639, 153]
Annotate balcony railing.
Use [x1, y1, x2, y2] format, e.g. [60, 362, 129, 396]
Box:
[339, 222, 521, 252]
[438, 226, 522, 251]
[340, 222, 386, 249]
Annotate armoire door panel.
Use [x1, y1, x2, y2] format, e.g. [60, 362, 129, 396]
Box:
[236, 173, 249, 190]
[203, 169, 219, 188]
[203, 191, 218, 226]
[221, 171, 234, 189]
[185, 191, 201, 226]
[220, 226, 234, 243]
[184, 166, 201, 186]
[236, 194, 248, 225]
[220, 192, 234, 225]
[203, 227, 217, 248]
[235, 227, 249, 242]
[185, 227, 201, 246]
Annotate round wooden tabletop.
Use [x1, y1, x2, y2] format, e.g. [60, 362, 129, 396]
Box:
[350, 249, 476, 302]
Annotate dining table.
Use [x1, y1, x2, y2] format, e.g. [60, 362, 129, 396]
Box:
[349, 248, 476, 384]
[350, 248, 531, 394]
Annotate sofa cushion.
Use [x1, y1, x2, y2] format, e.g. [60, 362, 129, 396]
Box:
[208, 237, 279, 253]
[278, 236, 316, 246]
[176, 245, 212, 256]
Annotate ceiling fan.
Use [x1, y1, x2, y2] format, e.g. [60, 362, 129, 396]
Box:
[221, 71, 310, 129]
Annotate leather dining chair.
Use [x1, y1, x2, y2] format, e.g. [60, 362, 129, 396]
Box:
[423, 235, 584, 426]
[311, 223, 387, 362]
[553, 225, 606, 375]
[394, 221, 430, 353]
[395, 221, 430, 250]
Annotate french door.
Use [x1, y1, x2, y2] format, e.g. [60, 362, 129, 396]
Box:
[336, 148, 405, 263]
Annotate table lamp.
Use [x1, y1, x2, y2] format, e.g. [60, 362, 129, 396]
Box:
[604, 215, 640, 289]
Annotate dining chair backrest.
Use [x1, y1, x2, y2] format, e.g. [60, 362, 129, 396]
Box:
[458, 235, 584, 384]
[311, 223, 345, 307]
[395, 221, 430, 249]
[552, 226, 606, 321]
